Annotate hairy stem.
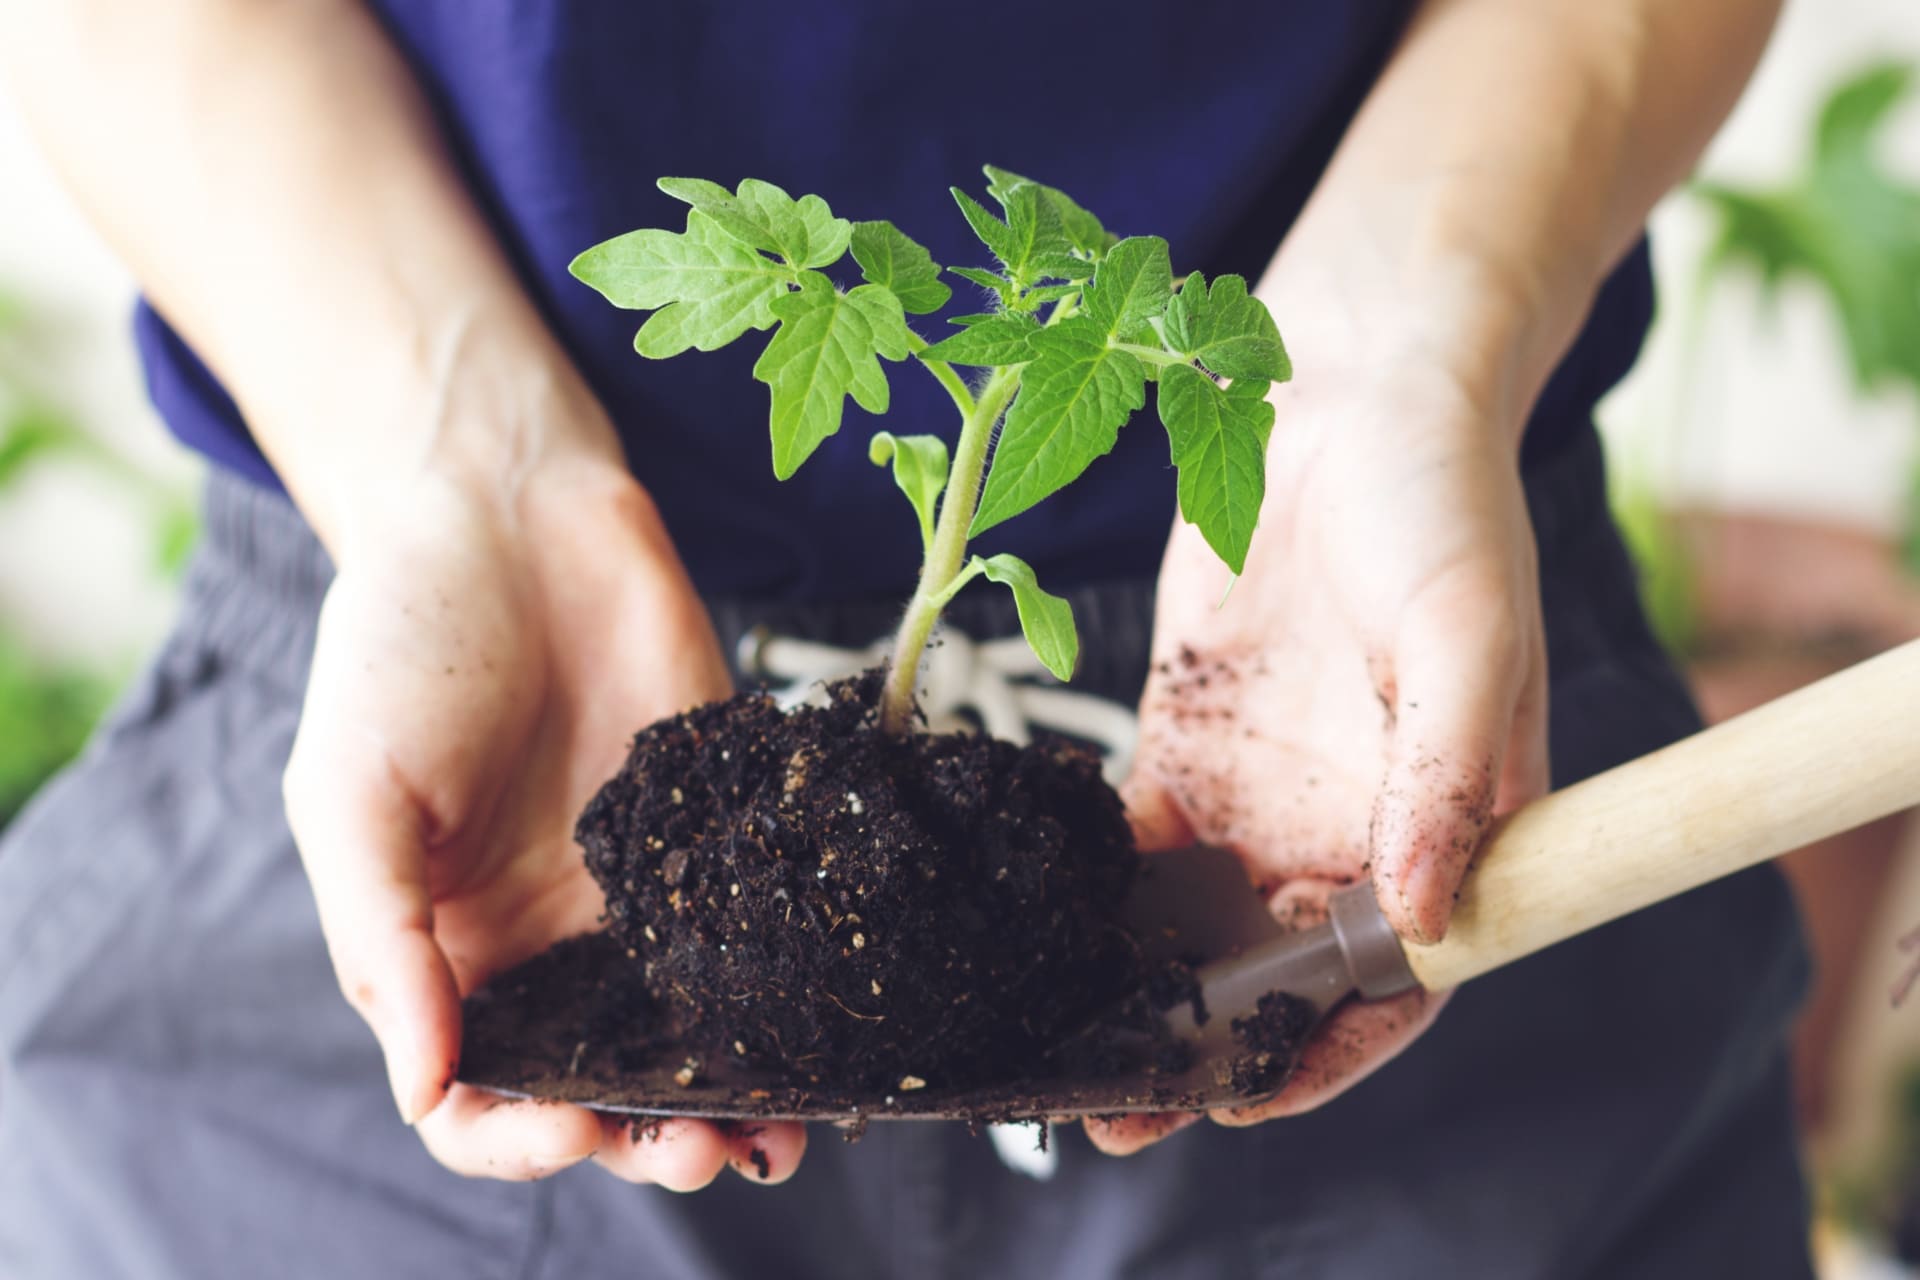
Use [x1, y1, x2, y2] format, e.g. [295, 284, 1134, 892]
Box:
[879, 363, 1022, 733]
[905, 331, 975, 420]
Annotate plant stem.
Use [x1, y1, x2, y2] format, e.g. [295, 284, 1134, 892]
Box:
[905, 331, 975, 420]
[1110, 341, 1185, 367]
[879, 364, 1022, 734]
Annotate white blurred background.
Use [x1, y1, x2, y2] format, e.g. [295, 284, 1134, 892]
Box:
[1, 1, 1917, 1270]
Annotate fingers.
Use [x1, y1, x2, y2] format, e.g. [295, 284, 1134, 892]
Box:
[590, 1117, 807, 1189]
[1081, 1110, 1199, 1156]
[414, 1086, 602, 1179]
[417, 1101, 811, 1188]
[1368, 579, 1538, 944]
[1208, 988, 1443, 1126]
[723, 1121, 808, 1185]
[284, 744, 463, 1126]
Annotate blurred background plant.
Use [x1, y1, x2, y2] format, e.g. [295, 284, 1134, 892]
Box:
[1601, 41, 1920, 1279]
[0, 285, 195, 827]
[1616, 60, 1920, 652]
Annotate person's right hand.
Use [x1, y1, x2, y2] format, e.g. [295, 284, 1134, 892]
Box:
[282, 441, 806, 1188]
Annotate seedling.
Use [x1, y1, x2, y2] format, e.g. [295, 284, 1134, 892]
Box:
[571, 168, 1290, 734]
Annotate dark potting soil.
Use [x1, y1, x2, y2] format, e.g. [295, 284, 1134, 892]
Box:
[1222, 991, 1319, 1095]
[574, 671, 1146, 1095]
[459, 670, 1332, 1118]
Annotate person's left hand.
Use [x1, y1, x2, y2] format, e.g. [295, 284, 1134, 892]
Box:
[1084, 353, 1550, 1155]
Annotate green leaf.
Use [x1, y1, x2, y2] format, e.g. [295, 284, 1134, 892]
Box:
[1156, 365, 1274, 574]
[657, 177, 851, 269]
[919, 313, 1039, 366]
[153, 503, 200, 579]
[1018, 284, 1081, 307]
[850, 220, 951, 314]
[982, 166, 1115, 256]
[1694, 62, 1920, 395]
[974, 553, 1078, 681]
[1083, 236, 1173, 339]
[570, 210, 793, 357]
[971, 317, 1147, 534]
[0, 406, 86, 489]
[952, 188, 1020, 267]
[868, 431, 949, 549]
[753, 273, 911, 480]
[950, 265, 1013, 296]
[0, 631, 111, 828]
[1162, 272, 1290, 381]
[952, 185, 1083, 287]
[950, 313, 1000, 327]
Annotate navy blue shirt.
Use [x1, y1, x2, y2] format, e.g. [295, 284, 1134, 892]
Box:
[135, 2, 1651, 600]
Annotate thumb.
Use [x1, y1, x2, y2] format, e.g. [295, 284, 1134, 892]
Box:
[1120, 770, 1197, 855]
[1368, 605, 1541, 946]
[283, 740, 463, 1125]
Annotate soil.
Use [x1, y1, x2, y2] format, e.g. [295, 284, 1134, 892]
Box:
[457, 669, 1327, 1119]
[1221, 992, 1319, 1095]
[574, 670, 1145, 1095]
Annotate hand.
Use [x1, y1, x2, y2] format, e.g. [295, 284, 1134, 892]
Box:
[283, 447, 806, 1187]
[1088, 359, 1549, 1155]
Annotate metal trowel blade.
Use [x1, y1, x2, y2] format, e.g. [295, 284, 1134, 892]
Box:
[459, 846, 1402, 1121]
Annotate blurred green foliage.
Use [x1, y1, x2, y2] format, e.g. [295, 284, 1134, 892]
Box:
[0, 287, 196, 827]
[1616, 60, 1920, 650]
[1696, 63, 1920, 398]
[0, 634, 109, 824]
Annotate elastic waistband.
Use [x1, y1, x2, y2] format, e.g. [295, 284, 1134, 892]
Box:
[185, 425, 1615, 695]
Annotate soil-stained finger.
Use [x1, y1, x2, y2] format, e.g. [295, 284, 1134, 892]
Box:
[1081, 1110, 1199, 1156]
[413, 1085, 602, 1180]
[592, 1116, 732, 1191]
[1209, 988, 1441, 1126]
[723, 1120, 808, 1184]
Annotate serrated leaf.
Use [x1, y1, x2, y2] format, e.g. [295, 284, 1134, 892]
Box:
[850, 221, 951, 314]
[919, 313, 1039, 366]
[953, 184, 1082, 288]
[1163, 272, 1290, 382]
[950, 266, 1013, 301]
[658, 177, 851, 269]
[1021, 284, 1081, 305]
[975, 553, 1078, 681]
[971, 317, 1147, 534]
[1083, 236, 1173, 339]
[869, 431, 949, 549]
[982, 166, 1115, 256]
[571, 210, 793, 357]
[753, 273, 911, 480]
[1157, 365, 1274, 574]
[952, 187, 1019, 265]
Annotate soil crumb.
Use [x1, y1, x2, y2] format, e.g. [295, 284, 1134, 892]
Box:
[575, 672, 1142, 1094]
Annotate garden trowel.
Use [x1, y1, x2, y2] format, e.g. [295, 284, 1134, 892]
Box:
[463, 637, 1920, 1121]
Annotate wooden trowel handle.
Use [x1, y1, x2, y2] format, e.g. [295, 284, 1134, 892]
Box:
[1402, 638, 1920, 990]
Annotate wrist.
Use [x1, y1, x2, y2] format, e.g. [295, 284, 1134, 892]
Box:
[255, 307, 629, 563]
[1257, 203, 1597, 453]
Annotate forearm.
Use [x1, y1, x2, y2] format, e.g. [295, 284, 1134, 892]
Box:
[1262, 0, 1780, 435]
[1, 0, 619, 558]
